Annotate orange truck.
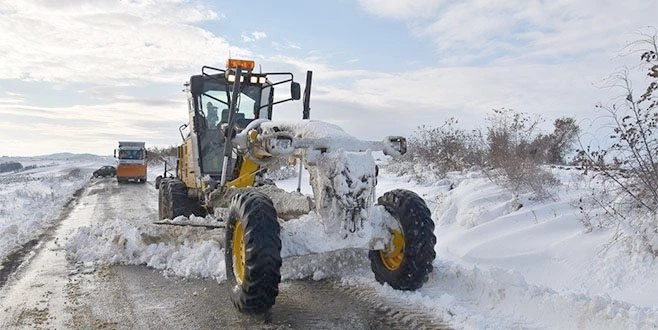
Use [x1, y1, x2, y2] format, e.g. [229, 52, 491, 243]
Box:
[114, 141, 147, 183]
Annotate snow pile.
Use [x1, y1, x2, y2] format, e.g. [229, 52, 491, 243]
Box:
[0, 155, 109, 262]
[424, 167, 658, 328]
[65, 211, 371, 283]
[66, 219, 226, 280]
[343, 259, 657, 329]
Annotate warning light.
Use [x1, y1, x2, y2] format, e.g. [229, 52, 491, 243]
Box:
[226, 59, 255, 70]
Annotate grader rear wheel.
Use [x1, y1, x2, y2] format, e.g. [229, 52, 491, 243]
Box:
[158, 179, 205, 220]
[369, 189, 436, 290]
[225, 191, 282, 314]
[157, 178, 170, 219]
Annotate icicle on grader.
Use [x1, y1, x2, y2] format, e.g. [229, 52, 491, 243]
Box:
[155, 59, 436, 314]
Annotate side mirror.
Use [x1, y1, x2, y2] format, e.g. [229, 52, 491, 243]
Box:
[291, 82, 301, 100]
[383, 136, 407, 157]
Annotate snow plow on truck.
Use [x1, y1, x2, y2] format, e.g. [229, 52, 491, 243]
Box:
[155, 58, 436, 314]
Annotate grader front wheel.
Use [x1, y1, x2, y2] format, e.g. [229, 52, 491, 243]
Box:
[225, 191, 282, 314]
[369, 189, 436, 290]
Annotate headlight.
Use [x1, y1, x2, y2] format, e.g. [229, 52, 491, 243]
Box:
[227, 74, 244, 83]
[249, 76, 268, 84]
[265, 135, 294, 156]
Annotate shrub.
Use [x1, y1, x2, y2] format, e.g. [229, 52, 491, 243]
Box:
[483, 108, 558, 199]
[146, 146, 178, 165]
[576, 28, 658, 256]
[390, 118, 484, 180]
[531, 117, 582, 165]
[0, 162, 23, 173]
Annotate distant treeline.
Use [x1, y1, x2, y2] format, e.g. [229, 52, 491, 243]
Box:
[0, 162, 23, 173]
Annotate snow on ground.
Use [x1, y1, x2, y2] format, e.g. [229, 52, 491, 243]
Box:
[2, 154, 658, 329]
[0, 154, 111, 263]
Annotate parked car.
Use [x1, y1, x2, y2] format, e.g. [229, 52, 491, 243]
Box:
[93, 165, 117, 178]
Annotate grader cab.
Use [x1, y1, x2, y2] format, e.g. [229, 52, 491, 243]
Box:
[156, 59, 436, 314]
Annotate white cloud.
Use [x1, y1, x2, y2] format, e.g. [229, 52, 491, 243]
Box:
[358, 0, 657, 65]
[0, 1, 246, 84]
[270, 40, 301, 51]
[0, 98, 188, 156]
[356, 0, 444, 19]
[253, 48, 640, 144]
[0, 91, 24, 104]
[241, 31, 267, 43]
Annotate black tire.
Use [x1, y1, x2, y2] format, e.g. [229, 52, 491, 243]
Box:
[158, 179, 196, 220]
[225, 191, 282, 314]
[158, 178, 170, 220]
[368, 189, 436, 291]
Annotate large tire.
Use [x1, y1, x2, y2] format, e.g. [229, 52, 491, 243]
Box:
[158, 178, 170, 220]
[158, 179, 197, 220]
[225, 191, 282, 314]
[155, 175, 163, 189]
[368, 189, 436, 290]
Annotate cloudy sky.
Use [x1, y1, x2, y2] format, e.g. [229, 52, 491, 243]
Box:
[0, 0, 656, 156]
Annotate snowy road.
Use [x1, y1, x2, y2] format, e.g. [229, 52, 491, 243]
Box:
[0, 177, 447, 329]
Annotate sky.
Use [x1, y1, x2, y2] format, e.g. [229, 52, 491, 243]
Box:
[0, 0, 656, 156]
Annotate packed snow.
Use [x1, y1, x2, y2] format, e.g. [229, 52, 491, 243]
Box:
[1, 154, 657, 329]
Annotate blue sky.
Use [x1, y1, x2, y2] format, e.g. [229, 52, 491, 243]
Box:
[0, 0, 656, 156]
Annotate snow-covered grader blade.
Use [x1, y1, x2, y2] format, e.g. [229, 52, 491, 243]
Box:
[155, 59, 436, 314]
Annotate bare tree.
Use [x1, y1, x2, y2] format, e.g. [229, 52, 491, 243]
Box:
[576, 27, 658, 255]
[484, 108, 558, 199]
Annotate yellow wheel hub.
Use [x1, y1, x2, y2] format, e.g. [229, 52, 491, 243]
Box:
[232, 219, 246, 284]
[379, 228, 405, 271]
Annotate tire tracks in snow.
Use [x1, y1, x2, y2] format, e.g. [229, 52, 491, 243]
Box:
[329, 280, 451, 330]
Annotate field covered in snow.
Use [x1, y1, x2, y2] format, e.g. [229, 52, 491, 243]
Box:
[0, 154, 111, 264]
[1, 154, 657, 329]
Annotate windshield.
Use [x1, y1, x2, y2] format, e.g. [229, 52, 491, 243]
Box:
[118, 149, 144, 160]
[200, 84, 262, 128]
[197, 79, 268, 175]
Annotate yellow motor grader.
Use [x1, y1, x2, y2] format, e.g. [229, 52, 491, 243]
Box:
[156, 59, 436, 314]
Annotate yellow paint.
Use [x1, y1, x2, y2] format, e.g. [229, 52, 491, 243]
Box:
[179, 139, 197, 189]
[379, 229, 405, 271]
[228, 157, 259, 188]
[232, 219, 245, 284]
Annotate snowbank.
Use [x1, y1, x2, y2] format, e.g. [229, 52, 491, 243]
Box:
[0, 154, 110, 263]
[3, 155, 658, 329]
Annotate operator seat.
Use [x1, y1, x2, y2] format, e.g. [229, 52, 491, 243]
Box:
[220, 109, 250, 128]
